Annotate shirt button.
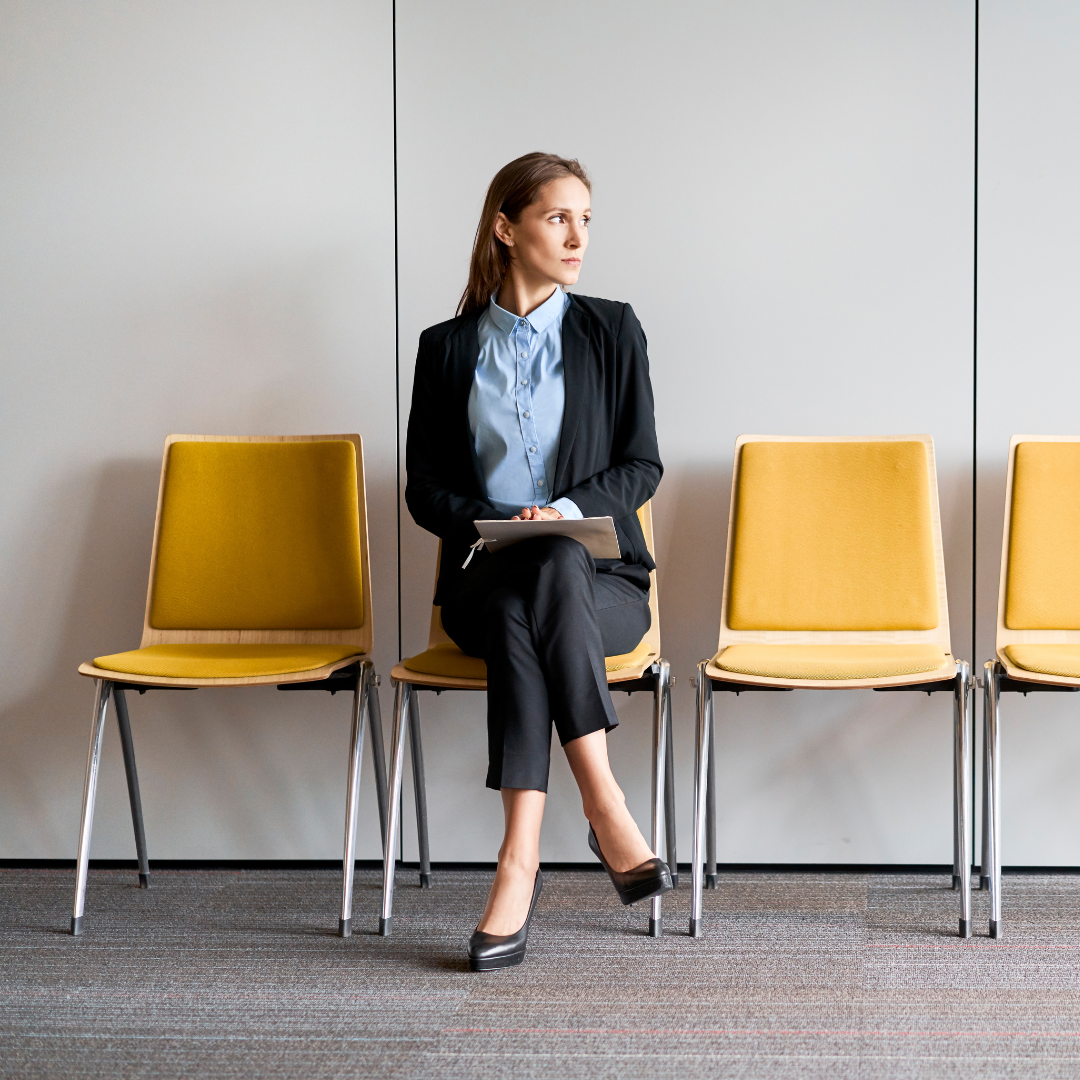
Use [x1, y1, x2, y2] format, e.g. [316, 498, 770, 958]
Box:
[537, 479, 544, 487]
[522, 411, 530, 418]
[519, 319, 526, 327]
[529, 446, 537, 453]
[520, 379, 527, 386]
[520, 352, 527, 358]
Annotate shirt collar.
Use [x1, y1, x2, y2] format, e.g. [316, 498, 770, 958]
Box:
[487, 287, 568, 336]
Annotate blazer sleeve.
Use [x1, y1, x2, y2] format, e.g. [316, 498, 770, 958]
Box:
[555, 304, 663, 520]
[405, 328, 509, 548]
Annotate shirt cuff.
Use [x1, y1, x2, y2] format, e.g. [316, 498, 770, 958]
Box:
[549, 497, 583, 520]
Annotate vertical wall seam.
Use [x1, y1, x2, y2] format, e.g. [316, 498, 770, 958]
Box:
[393, 0, 401, 665]
[392, 0, 404, 866]
[972, 0, 979, 668]
[971, 0, 979, 865]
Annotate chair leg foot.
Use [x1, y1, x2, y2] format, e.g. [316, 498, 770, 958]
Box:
[689, 917, 702, 938]
[138, 873, 150, 889]
[339, 918, 351, 937]
[379, 916, 392, 937]
[980, 875, 990, 891]
[989, 919, 1000, 939]
[70, 916, 83, 936]
[419, 871, 432, 889]
[670, 871, 679, 889]
[648, 916, 662, 938]
[959, 918, 971, 939]
[705, 873, 717, 890]
[952, 874, 961, 891]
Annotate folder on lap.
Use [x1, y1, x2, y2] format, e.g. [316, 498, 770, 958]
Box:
[471, 516, 621, 560]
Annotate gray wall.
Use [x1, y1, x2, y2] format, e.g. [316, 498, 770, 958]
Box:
[0, 1, 1070, 867]
[977, 1, 1080, 864]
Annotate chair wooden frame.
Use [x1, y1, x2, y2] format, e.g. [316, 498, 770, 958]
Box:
[982, 435, 1080, 939]
[690, 435, 973, 938]
[378, 502, 677, 938]
[70, 434, 387, 937]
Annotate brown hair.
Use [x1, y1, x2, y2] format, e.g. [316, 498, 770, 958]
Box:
[457, 152, 591, 317]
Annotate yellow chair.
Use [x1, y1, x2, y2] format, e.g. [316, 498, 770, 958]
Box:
[690, 435, 973, 938]
[378, 503, 676, 937]
[71, 434, 387, 937]
[983, 436, 1080, 939]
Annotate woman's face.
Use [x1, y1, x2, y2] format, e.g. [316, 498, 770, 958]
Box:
[495, 176, 591, 287]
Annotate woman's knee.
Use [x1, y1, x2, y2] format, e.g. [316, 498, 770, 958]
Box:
[532, 534, 593, 580]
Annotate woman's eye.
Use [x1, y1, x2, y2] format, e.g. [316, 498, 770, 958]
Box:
[550, 215, 564, 223]
[581, 218, 590, 227]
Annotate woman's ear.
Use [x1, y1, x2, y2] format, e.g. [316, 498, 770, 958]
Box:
[493, 211, 514, 248]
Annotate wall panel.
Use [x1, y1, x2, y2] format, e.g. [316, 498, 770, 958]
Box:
[396, 0, 975, 863]
[976, 1, 1080, 864]
[0, 1, 396, 859]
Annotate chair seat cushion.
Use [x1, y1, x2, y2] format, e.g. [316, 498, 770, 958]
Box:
[93, 643, 363, 680]
[713, 643, 949, 681]
[1004, 645, 1080, 679]
[402, 640, 654, 681]
[402, 644, 487, 680]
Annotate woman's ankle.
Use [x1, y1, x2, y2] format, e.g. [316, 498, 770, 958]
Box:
[496, 849, 540, 875]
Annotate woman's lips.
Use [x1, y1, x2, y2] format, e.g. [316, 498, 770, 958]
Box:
[562, 258, 581, 266]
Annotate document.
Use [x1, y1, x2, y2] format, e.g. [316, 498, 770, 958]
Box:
[469, 516, 621, 561]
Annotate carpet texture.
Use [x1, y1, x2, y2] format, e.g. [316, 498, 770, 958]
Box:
[2, 867, 1079, 1078]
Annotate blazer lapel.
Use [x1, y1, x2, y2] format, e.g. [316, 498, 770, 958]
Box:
[553, 299, 588, 495]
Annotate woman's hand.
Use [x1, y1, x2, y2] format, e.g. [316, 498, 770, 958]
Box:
[512, 504, 563, 521]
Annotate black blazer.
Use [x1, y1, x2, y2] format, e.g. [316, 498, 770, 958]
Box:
[405, 293, 663, 605]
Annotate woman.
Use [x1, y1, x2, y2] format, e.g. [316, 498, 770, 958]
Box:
[406, 152, 670, 971]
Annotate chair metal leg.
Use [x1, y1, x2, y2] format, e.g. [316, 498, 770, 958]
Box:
[71, 679, 113, 935]
[380, 679, 410, 936]
[649, 661, 671, 937]
[705, 703, 718, 890]
[980, 680, 991, 891]
[953, 661, 972, 938]
[664, 673, 677, 887]
[952, 684, 962, 892]
[407, 689, 432, 889]
[690, 662, 712, 938]
[367, 675, 389, 855]
[113, 688, 149, 889]
[339, 660, 372, 937]
[985, 660, 1002, 938]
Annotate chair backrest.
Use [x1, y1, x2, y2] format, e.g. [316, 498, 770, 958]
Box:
[996, 435, 1080, 654]
[427, 504, 661, 658]
[140, 434, 373, 654]
[717, 435, 952, 654]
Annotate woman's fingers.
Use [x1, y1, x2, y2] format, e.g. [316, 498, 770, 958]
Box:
[513, 506, 562, 521]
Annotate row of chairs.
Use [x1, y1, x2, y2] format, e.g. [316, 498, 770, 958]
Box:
[68, 433, 1080, 943]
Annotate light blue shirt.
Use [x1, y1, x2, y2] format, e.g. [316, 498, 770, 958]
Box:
[469, 288, 582, 519]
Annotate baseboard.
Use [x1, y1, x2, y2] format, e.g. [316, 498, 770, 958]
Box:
[3, 858, 1078, 875]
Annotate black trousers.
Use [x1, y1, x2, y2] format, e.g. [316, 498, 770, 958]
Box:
[441, 535, 651, 792]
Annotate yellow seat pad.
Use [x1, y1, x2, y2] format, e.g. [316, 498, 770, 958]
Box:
[605, 641, 654, 672]
[402, 644, 487, 680]
[150, 440, 364, 631]
[1006, 442, 1080, 629]
[1004, 645, 1080, 680]
[728, 440, 939, 631]
[402, 641, 654, 681]
[714, 644, 948, 681]
[93, 643, 363, 680]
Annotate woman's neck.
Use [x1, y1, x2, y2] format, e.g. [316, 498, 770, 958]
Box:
[496, 273, 560, 318]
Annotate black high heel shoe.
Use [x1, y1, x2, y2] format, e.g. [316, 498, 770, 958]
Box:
[468, 869, 543, 972]
[589, 827, 672, 906]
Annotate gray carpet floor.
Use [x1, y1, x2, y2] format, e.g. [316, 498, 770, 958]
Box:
[2, 867, 1079, 1078]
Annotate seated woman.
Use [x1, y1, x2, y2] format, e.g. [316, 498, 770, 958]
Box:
[405, 152, 671, 971]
